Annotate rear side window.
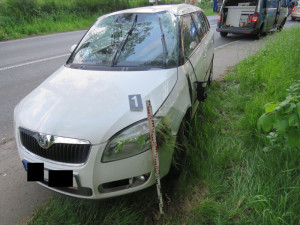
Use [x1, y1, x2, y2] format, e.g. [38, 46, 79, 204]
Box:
[181, 15, 200, 57]
[192, 12, 205, 41]
[192, 12, 210, 40]
[201, 12, 210, 31]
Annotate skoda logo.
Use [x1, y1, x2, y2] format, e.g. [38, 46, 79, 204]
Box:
[36, 133, 53, 149]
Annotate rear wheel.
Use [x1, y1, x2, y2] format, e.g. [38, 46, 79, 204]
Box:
[277, 18, 286, 31]
[220, 32, 228, 37]
[255, 24, 264, 39]
[292, 17, 296, 21]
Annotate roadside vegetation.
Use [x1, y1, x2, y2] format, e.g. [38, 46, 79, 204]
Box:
[24, 27, 300, 225]
[197, 0, 218, 16]
[0, 0, 180, 41]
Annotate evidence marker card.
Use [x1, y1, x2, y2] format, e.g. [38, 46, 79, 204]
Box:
[48, 170, 73, 187]
[128, 94, 143, 111]
[27, 163, 44, 182]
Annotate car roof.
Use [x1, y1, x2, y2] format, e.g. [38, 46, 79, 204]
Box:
[105, 4, 203, 17]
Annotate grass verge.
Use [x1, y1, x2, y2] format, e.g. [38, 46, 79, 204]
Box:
[25, 28, 300, 224]
[0, 0, 180, 41]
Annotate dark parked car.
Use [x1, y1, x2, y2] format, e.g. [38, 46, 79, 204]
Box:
[217, 0, 288, 38]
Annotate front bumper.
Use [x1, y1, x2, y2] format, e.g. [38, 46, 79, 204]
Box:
[16, 131, 172, 199]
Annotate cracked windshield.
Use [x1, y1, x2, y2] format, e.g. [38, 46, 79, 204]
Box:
[68, 12, 178, 67]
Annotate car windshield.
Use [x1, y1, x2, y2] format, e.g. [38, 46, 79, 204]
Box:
[67, 12, 178, 68]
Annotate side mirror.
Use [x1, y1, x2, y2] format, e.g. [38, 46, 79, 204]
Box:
[70, 44, 77, 53]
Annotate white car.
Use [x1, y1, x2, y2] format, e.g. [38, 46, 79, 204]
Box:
[291, 5, 300, 20]
[14, 4, 214, 199]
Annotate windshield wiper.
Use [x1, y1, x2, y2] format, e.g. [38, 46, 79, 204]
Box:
[111, 14, 138, 66]
[158, 17, 168, 67]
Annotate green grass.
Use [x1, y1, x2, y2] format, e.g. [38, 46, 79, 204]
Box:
[201, 7, 218, 16]
[197, 1, 218, 16]
[0, 14, 99, 40]
[0, 0, 180, 41]
[25, 27, 300, 225]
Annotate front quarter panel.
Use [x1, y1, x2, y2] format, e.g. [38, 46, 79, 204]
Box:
[156, 67, 192, 135]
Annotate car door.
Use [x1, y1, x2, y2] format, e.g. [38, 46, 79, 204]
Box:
[277, 0, 288, 26]
[192, 11, 214, 85]
[266, 0, 277, 29]
[199, 11, 214, 79]
[179, 14, 205, 104]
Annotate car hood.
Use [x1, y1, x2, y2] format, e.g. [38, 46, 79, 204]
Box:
[16, 66, 177, 144]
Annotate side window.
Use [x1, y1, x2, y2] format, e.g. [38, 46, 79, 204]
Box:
[268, 0, 277, 8]
[192, 12, 205, 41]
[181, 15, 200, 57]
[281, 0, 287, 7]
[201, 12, 210, 32]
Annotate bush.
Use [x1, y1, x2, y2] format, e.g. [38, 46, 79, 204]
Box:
[258, 81, 300, 149]
[2, 0, 41, 22]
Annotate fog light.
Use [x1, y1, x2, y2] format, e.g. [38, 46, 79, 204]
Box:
[136, 175, 145, 181]
[99, 173, 151, 193]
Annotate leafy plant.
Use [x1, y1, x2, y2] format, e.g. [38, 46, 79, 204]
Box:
[257, 81, 300, 149]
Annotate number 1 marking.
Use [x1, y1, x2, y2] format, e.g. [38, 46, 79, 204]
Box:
[131, 95, 138, 108]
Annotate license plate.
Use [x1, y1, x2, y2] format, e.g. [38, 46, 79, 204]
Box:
[44, 169, 78, 188]
[22, 160, 78, 188]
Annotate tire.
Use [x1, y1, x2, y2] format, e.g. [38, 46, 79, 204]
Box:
[220, 32, 228, 37]
[255, 24, 264, 40]
[292, 17, 296, 21]
[278, 18, 286, 31]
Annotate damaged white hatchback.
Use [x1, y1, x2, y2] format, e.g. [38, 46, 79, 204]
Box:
[14, 4, 214, 199]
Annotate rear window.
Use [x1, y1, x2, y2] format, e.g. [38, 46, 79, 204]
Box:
[225, 0, 258, 6]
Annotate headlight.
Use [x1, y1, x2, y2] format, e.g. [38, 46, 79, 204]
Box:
[102, 119, 160, 162]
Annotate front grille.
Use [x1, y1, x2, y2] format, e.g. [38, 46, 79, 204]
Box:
[19, 128, 91, 164]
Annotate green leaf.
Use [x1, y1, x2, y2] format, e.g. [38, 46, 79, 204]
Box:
[278, 103, 296, 114]
[288, 113, 299, 126]
[137, 134, 146, 148]
[287, 127, 300, 149]
[296, 102, 300, 118]
[264, 102, 279, 113]
[273, 119, 289, 134]
[257, 114, 273, 132]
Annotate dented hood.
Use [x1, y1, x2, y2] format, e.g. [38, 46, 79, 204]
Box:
[16, 66, 177, 144]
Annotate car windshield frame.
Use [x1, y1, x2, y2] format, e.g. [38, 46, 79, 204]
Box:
[66, 11, 179, 71]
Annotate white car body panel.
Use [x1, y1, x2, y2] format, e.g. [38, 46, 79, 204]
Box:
[14, 4, 214, 199]
[15, 66, 177, 144]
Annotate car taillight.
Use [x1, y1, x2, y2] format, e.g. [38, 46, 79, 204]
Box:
[218, 13, 221, 21]
[292, 6, 296, 11]
[251, 13, 259, 22]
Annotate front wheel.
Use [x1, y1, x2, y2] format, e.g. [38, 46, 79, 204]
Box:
[220, 32, 228, 37]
